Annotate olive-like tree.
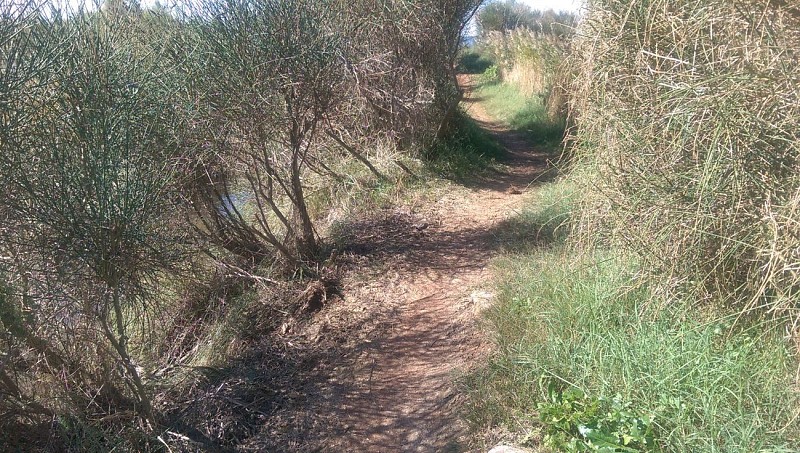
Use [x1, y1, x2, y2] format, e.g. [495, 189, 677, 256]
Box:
[182, 0, 349, 268]
[0, 8, 185, 424]
[328, 0, 483, 145]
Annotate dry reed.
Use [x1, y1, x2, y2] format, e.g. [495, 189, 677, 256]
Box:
[569, 0, 800, 317]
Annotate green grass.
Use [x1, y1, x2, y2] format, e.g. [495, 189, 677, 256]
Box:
[492, 181, 575, 253]
[464, 181, 800, 452]
[425, 110, 505, 180]
[466, 251, 800, 451]
[476, 82, 565, 146]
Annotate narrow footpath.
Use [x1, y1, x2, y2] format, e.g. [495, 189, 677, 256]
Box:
[328, 75, 554, 452]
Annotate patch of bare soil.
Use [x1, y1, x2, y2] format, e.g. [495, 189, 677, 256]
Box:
[164, 75, 554, 452]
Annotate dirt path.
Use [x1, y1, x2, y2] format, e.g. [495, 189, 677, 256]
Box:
[328, 75, 554, 452]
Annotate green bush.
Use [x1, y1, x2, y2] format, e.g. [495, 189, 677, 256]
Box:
[425, 111, 504, 179]
[459, 50, 495, 74]
[0, 7, 188, 428]
[478, 64, 500, 85]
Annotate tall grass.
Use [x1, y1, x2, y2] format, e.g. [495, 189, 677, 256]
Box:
[569, 0, 800, 317]
[466, 244, 800, 452]
[474, 24, 572, 145]
[463, 169, 799, 451]
[463, 179, 800, 451]
[484, 29, 566, 98]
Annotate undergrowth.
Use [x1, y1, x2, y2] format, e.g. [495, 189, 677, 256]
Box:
[464, 180, 800, 452]
[458, 49, 495, 74]
[425, 110, 505, 180]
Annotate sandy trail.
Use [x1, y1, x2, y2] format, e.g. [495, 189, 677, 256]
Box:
[327, 74, 553, 452]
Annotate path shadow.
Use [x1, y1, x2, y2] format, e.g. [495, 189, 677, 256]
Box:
[461, 95, 486, 103]
[328, 294, 470, 452]
[334, 202, 567, 285]
[475, 149, 560, 193]
[323, 208, 565, 451]
[161, 283, 394, 453]
[310, 75, 566, 452]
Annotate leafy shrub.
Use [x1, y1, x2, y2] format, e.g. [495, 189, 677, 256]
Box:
[459, 50, 495, 74]
[478, 64, 501, 85]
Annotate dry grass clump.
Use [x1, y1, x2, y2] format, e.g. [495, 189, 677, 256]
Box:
[484, 29, 569, 98]
[569, 0, 800, 316]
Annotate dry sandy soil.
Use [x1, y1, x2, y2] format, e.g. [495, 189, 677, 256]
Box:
[323, 75, 554, 452]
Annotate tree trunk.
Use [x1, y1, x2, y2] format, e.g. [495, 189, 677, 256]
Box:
[290, 159, 318, 259]
[101, 288, 154, 425]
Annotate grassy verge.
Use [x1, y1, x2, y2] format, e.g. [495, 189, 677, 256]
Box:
[425, 110, 505, 180]
[464, 180, 800, 452]
[476, 82, 565, 146]
[491, 182, 575, 254]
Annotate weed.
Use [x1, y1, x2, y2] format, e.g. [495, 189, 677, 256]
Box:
[538, 384, 655, 452]
[51, 415, 154, 453]
[478, 64, 501, 85]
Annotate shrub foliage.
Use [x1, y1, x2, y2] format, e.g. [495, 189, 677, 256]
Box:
[0, 0, 482, 448]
